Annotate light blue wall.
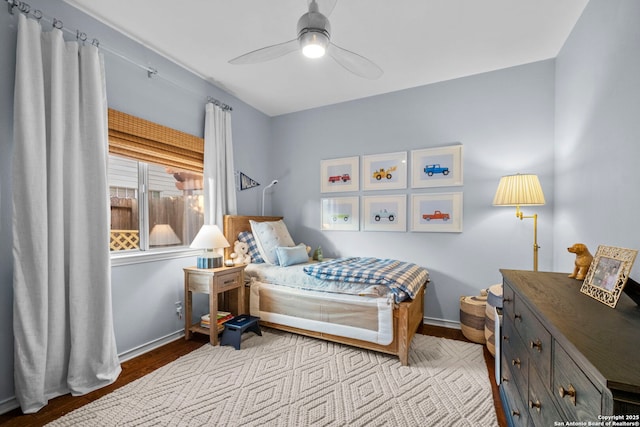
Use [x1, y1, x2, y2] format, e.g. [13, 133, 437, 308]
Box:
[554, 0, 640, 275]
[0, 0, 272, 410]
[2, 0, 638, 414]
[270, 61, 556, 325]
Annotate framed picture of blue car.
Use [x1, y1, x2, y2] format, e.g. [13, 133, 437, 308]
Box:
[411, 144, 463, 188]
[410, 192, 463, 232]
[321, 197, 359, 231]
[362, 195, 406, 232]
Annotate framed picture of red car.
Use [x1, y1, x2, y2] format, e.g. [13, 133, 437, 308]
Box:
[410, 144, 463, 188]
[362, 195, 406, 232]
[320, 156, 359, 193]
[410, 192, 463, 232]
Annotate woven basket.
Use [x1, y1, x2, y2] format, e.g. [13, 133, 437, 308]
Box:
[484, 284, 503, 356]
[460, 290, 488, 344]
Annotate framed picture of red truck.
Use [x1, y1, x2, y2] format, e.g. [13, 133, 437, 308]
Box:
[410, 144, 463, 188]
[410, 192, 463, 232]
[321, 156, 359, 193]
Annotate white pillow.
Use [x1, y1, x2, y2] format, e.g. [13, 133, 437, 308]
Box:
[249, 220, 295, 265]
[275, 244, 309, 267]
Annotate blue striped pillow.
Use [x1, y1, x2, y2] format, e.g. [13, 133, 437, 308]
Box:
[238, 231, 264, 264]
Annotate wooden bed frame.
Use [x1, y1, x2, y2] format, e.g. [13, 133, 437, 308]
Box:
[223, 214, 425, 365]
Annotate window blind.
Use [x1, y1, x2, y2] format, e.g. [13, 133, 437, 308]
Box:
[108, 108, 204, 173]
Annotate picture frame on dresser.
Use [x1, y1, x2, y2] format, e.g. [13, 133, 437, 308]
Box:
[580, 245, 638, 308]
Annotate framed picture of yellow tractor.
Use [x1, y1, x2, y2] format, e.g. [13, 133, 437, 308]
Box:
[362, 151, 407, 191]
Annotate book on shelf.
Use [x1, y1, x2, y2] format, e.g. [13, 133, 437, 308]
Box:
[200, 311, 234, 328]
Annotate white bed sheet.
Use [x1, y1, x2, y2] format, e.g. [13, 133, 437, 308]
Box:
[245, 262, 394, 345]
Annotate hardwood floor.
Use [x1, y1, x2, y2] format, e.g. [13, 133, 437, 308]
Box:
[0, 326, 506, 427]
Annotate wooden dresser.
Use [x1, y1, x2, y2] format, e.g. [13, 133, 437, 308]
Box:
[500, 270, 640, 426]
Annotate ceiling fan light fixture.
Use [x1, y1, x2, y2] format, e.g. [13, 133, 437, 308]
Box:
[300, 31, 329, 59]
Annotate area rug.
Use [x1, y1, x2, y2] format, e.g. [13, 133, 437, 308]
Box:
[47, 329, 498, 426]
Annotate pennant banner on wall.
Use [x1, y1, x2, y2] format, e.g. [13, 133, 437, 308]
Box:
[238, 172, 260, 190]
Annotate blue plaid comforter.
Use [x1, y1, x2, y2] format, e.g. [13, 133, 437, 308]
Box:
[303, 257, 429, 303]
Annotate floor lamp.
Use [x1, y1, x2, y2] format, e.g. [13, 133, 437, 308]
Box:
[493, 174, 546, 271]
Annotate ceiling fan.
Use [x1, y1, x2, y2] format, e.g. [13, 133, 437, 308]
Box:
[229, 0, 383, 79]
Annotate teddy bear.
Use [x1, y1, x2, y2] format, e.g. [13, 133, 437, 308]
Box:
[567, 243, 593, 280]
[230, 240, 251, 265]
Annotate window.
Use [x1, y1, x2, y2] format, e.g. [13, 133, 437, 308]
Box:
[107, 109, 205, 253]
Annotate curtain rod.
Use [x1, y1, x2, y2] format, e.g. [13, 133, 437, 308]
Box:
[5, 0, 233, 111]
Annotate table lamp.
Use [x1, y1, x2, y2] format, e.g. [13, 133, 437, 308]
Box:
[190, 224, 230, 268]
[493, 173, 545, 271]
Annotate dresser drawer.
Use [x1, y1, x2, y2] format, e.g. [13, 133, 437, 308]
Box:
[188, 273, 211, 293]
[501, 354, 529, 427]
[553, 343, 602, 421]
[528, 364, 563, 427]
[513, 297, 552, 388]
[502, 283, 515, 322]
[216, 270, 242, 291]
[503, 319, 528, 395]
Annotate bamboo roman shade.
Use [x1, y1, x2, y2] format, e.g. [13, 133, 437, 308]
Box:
[108, 108, 204, 173]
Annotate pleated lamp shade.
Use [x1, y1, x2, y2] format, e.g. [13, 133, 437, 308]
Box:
[493, 174, 545, 206]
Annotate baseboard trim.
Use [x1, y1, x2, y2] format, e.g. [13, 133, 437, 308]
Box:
[0, 331, 187, 415]
[423, 316, 461, 330]
[118, 330, 185, 363]
[0, 398, 19, 416]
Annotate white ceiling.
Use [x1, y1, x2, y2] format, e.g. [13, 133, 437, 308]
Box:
[63, 0, 588, 117]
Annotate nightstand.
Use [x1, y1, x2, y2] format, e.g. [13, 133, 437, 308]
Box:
[183, 265, 245, 345]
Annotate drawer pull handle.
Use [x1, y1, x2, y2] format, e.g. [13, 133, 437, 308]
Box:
[511, 409, 520, 417]
[501, 377, 509, 383]
[502, 335, 510, 342]
[223, 279, 236, 285]
[528, 399, 541, 412]
[530, 339, 542, 352]
[558, 384, 577, 406]
[514, 313, 522, 321]
[511, 358, 521, 368]
[504, 297, 512, 303]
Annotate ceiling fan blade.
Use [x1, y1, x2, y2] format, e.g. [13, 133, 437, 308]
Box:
[229, 39, 299, 65]
[307, 0, 337, 16]
[328, 43, 383, 80]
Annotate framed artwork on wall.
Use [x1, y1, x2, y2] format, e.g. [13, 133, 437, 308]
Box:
[362, 151, 407, 191]
[411, 144, 463, 188]
[580, 245, 638, 308]
[410, 192, 463, 232]
[320, 156, 359, 193]
[321, 197, 360, 231]
[362, 194, 407, 232]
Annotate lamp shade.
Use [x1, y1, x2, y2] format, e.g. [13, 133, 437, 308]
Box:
[189, 224, 230, 250]
[149, 224, 181, 246]
[493, 174, 545, 206]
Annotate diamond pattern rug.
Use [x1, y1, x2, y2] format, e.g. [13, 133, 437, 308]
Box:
[47, 329, 498, 426]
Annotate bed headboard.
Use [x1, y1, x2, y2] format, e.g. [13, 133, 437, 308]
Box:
[223, 215, 283, 260]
